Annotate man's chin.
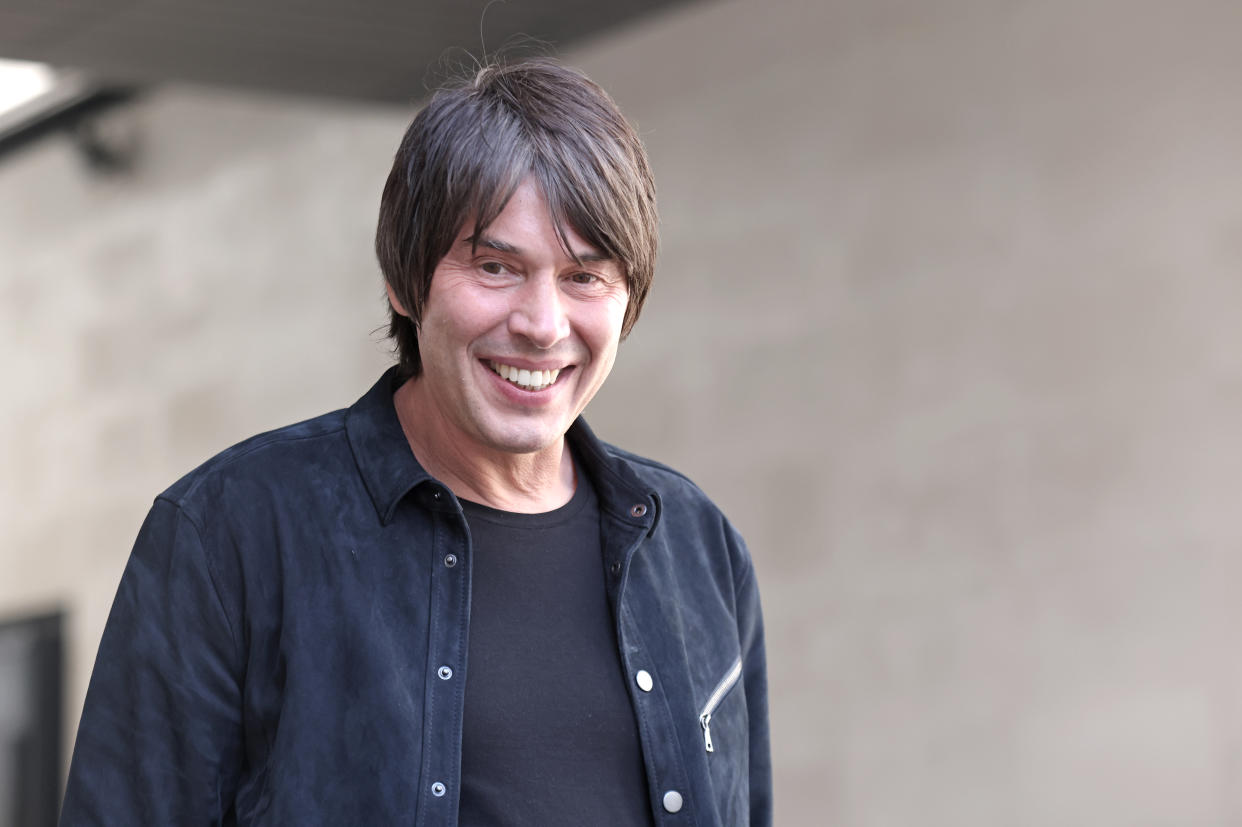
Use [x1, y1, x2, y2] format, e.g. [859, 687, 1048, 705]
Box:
[476, 420, 568, 457]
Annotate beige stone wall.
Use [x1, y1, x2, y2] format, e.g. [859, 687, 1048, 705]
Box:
[0, 88, 403, 765]
[4, 0, 1242, 822]
[579, 1, 1242, 822]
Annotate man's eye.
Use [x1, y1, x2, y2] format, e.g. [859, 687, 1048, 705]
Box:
[570, 272, 598, 285]
[480, 261, 505, 275]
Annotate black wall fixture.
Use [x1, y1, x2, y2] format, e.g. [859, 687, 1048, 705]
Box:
[0, 83, 138, 165]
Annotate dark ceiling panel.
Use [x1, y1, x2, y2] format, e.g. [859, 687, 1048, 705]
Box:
[0, 0, 692, 102]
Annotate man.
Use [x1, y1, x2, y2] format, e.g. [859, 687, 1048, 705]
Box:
[62, 59, 770, 826]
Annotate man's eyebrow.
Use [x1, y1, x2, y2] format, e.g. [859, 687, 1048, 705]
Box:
[463, 235, 519, 254]
[462, 234, 614, 263]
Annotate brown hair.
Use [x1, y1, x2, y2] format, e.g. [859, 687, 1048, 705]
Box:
[375, 58, 658, 380]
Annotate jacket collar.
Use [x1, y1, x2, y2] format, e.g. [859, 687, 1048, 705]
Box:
[345, 367, 435, 525]
[346, 367, 657, 532]
[566, 418, 659, 534]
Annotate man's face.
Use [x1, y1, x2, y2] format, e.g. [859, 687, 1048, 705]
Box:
[390, 177, 629, 457]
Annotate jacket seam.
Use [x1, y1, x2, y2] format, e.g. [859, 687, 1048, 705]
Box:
[733, 554, 755, 599]
[156, 495, 243, 665]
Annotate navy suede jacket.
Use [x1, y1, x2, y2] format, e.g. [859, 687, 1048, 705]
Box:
[62, 370, 771, 826]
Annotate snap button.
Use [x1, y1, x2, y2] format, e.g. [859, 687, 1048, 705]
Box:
[610, 560, 622, 576]
[431, 781, 446, 797]
[630, 503, 647, 517]
[635, 669, 653, 692]
[662, 790, 683, 813]
[444, 553, 457, 568]
[432, 491, 442, 501]
[438, 666, 453, 680]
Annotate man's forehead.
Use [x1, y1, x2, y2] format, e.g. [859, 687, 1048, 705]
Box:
[460, 231, 615, 265]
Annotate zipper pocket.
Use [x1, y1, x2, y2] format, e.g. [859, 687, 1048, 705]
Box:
[698, 657, 742, 753]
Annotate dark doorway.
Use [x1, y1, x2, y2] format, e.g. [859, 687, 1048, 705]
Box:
[0, 610, 64, 827]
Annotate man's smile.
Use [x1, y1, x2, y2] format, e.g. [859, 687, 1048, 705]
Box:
[487, 359, 565, 392]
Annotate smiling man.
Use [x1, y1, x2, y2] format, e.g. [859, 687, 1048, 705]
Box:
[62, 60, 771, 826]
[386, 178, 628, 511]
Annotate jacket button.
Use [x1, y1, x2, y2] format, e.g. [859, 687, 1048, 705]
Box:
[610, 560, 622, 576]
[662, 790, 683, 813]
[438, 666, 453, 680]
[431, 781, 446, 797]
[630, 503, 647, 517]
[444, 553, 457, 568]
[635, 670, 653, 692]
[432, 491, 442, 501]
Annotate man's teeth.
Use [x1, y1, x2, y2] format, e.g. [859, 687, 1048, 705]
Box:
[489, 361, 561, 391]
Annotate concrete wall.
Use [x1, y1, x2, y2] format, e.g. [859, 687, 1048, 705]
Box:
[4, 0, 1242, 823]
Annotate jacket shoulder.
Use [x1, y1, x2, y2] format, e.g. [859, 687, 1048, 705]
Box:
[600, 442, 717, 502]
[159, 408, 350, 510]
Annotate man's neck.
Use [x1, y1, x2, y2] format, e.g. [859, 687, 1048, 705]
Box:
[391, 378, 576, 513]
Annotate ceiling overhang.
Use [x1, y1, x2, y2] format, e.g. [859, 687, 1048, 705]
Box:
[0, 0, 690, 103]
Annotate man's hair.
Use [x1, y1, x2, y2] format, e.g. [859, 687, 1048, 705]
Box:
[375, 58, 658, 380]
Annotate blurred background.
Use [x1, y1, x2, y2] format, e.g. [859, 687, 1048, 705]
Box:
[3, 0, 1242, 823]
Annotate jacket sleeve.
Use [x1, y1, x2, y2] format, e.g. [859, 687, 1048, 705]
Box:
[732, 528, 773, 827]
[61, 497, 245, 826]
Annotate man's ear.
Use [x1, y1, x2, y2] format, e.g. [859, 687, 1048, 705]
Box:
[385, 281, 411, 318]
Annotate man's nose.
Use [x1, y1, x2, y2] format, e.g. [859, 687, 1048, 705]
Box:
[508, 274, 570, 349]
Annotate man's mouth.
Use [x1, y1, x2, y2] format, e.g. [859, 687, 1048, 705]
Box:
[487, 360, 561, 392]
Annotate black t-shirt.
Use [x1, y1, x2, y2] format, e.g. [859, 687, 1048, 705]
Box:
[457, 470, 655, 827]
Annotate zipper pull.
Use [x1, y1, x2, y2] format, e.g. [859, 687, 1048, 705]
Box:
[700, 713, 714, 753]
